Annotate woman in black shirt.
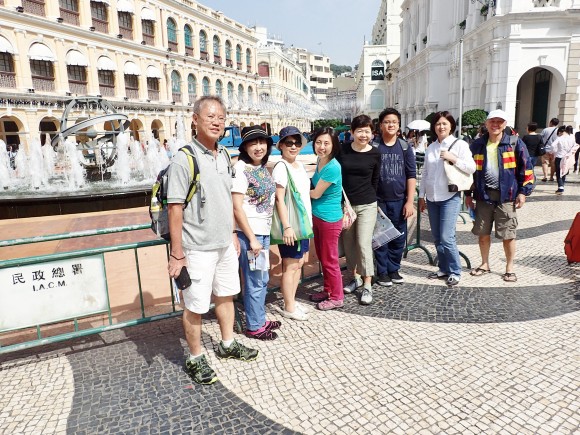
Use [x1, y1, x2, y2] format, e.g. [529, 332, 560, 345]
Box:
[522, 121, 543, 170]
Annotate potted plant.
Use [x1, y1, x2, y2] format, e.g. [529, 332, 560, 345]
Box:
[423, 36, 427, 45]
[481, 5, 489, 16]
[459, 20, 466, 30]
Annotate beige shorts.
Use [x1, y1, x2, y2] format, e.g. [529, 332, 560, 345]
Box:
[182, 243, 240, 314]
[472, 190, 518, 240]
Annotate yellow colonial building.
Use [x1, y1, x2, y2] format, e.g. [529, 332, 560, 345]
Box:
[0, 0, 262, 150]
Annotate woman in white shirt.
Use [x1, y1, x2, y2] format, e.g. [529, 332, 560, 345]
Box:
[551, 125, 577, 194]
[418, 111, 475, 286]
[272, 126, 313, 321]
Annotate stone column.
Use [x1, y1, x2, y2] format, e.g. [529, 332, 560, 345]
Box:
[560, 40, 580, 126]
[13, 29, 32, 91]
[86, 45, 100, 95]
[53, 38, 69, 93]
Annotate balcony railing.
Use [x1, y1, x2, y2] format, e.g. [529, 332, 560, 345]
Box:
[188, 93, 196, 103]
[119, 26, 133, 40]
[172, 92, 182, 103]
[99, 84, 115, 97]
[226, 59, 233, 68]
[147, 89, 159, 101]
[92, 18, 109, 34]
[247, 66, 252, 73]
[32, 76, 55, 92]
[237, 62, 242, 71]
[185, 46, 193, 56]
[142, 33, 154, 46]
[0, 72, 16, 89]
[214, 55, 221, 65]
[60, 8, 79, 25]
[126, 89, 139, 99]
[168, 41, 178, 52]
[200, 51, 209, 61]
[69, 81, 87, 95]
[23, 0, 45, 16]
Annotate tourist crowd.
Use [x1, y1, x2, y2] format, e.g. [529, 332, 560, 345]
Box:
[166, 95, 580, 385]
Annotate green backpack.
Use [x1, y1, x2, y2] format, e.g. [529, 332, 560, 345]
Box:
[150, 145, 200, 240]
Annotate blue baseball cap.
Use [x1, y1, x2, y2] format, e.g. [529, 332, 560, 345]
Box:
[278, 126, 307, 147]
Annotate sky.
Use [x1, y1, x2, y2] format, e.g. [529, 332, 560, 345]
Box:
[198, 0, 382, 67]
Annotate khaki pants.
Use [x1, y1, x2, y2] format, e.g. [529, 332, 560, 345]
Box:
[341, 202, 377, 276]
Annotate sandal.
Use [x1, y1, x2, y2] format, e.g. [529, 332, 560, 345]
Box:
[470, 267, 491, 276]
[502, 272, 517, 282]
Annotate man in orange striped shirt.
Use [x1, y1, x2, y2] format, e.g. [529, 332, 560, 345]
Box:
[465, 110, 535, 283]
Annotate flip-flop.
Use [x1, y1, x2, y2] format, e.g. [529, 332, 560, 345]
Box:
[502, 272, 517, 282]
[470, 267, 491, 276]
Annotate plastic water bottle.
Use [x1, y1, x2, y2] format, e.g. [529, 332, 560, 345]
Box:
[150, 197, 161, 222]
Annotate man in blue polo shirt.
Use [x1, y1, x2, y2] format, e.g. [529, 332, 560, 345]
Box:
[373, 108, 417, 286]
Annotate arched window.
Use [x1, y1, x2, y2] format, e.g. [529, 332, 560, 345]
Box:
[213, 35, 221, 64]
[247, 86, 254, 105]
[187, 74, 197, 103]
[167, 18, 177, 52]
[246, 48, 252, 72]
[370, 88, 384, 110]
[171, 70, 181, 102]
[225, 40, 232, 67]
[227, 82, 234, 103]
[184, 25, 193, 55]
[237, 84, 244, 103]
[199, 30, 207, 54]
[202, 76, 210, 96]
[236, 44, 242, 68]
[215, 79, 223, 97]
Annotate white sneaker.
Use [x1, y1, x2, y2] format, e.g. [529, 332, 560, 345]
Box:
[272, 304, 309, 321]
[296, 302, 314, 314]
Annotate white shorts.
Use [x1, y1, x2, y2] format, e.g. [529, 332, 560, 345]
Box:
[182, 243, 240, 314]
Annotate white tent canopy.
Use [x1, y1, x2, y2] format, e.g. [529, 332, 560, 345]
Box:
[146, 65, 162, 79]
[28, 43, 55, 61]
[66, 50, 89, 67]
[96, 56, 116, 71]
[123, 61, 140, 75]
[0, 36, 16, 54]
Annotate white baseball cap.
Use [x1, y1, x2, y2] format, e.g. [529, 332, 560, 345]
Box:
[486, 109, 508, 121]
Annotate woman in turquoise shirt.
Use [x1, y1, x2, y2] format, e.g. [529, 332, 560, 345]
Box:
[309, 127, 344, 310]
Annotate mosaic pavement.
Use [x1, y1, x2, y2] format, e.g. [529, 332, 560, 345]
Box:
[1, 177, 579, 434]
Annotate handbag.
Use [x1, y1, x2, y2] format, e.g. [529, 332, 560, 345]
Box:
[372, 207, 402, 250]
[341, 187, 357, 230]
[270, 162, 314, 245]
[444, 139, 473, 192]
[536, 139, 546, 157]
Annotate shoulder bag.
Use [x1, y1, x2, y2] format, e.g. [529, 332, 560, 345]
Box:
[444, 139, 474, 192]
[270, 162, 314, 245]
[341, 187, 357, 230]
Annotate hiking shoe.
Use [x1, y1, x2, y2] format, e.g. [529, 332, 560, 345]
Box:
[389, 271, 404, 284]
[245, 328, 278, 341]
[376, 274, 393, 287]
[446, 276, 460, 287]
[360, 287, 373, 305]
[264, 320, 281, 331]
[184, 355, 218, 385]
[344, 277, 363, 294]
[309, 291, 329, 302]
[427, 271, 448, 280]
[216, 339, 259, 361]
[317, 299, 344, 311]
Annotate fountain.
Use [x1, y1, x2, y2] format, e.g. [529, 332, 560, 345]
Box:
[0, 97, 176, 219]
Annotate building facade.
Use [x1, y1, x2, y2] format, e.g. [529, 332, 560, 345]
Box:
[292, 48, 334, 102]
[0, 0, 262, 150]
[393, 0, 580, 133]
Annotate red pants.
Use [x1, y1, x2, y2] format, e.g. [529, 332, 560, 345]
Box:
[313, 216, 344, 301]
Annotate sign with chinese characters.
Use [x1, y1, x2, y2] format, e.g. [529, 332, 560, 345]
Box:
[0, 255, 109, 332]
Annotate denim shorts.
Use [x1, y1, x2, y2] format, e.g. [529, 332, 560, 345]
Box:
[278, 239, 310, 259]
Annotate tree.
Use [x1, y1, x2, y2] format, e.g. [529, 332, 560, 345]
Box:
[462, 109, 487, 128]
[313, 119, 343, 129]
[330, 64, 353, 77]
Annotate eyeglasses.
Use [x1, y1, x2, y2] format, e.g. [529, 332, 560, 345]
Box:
[282, 140, 302, 147]
[382, 121, 399, 126]
[201, 115, 226, 124]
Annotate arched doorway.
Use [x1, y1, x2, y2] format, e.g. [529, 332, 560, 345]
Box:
[515, 67, 564, 133]
[0, 115, 24, 150]
[129, 119, 143, 141]
[39, 117, 59, 146]
[151, 119, 164, 142]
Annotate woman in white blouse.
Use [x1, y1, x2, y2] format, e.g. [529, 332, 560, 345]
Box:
[418, 111, 475, 286]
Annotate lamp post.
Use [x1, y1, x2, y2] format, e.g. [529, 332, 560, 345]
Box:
[458, 38, 464, 135]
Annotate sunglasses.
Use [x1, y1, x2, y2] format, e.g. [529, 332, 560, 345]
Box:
[282, 140, 302, 147]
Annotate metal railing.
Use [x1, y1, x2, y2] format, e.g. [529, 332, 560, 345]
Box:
[0, 224, 179, 354]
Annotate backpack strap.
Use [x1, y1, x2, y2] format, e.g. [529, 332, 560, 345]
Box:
[398, 138, 409, 152]
[179, 145, 200, 206]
